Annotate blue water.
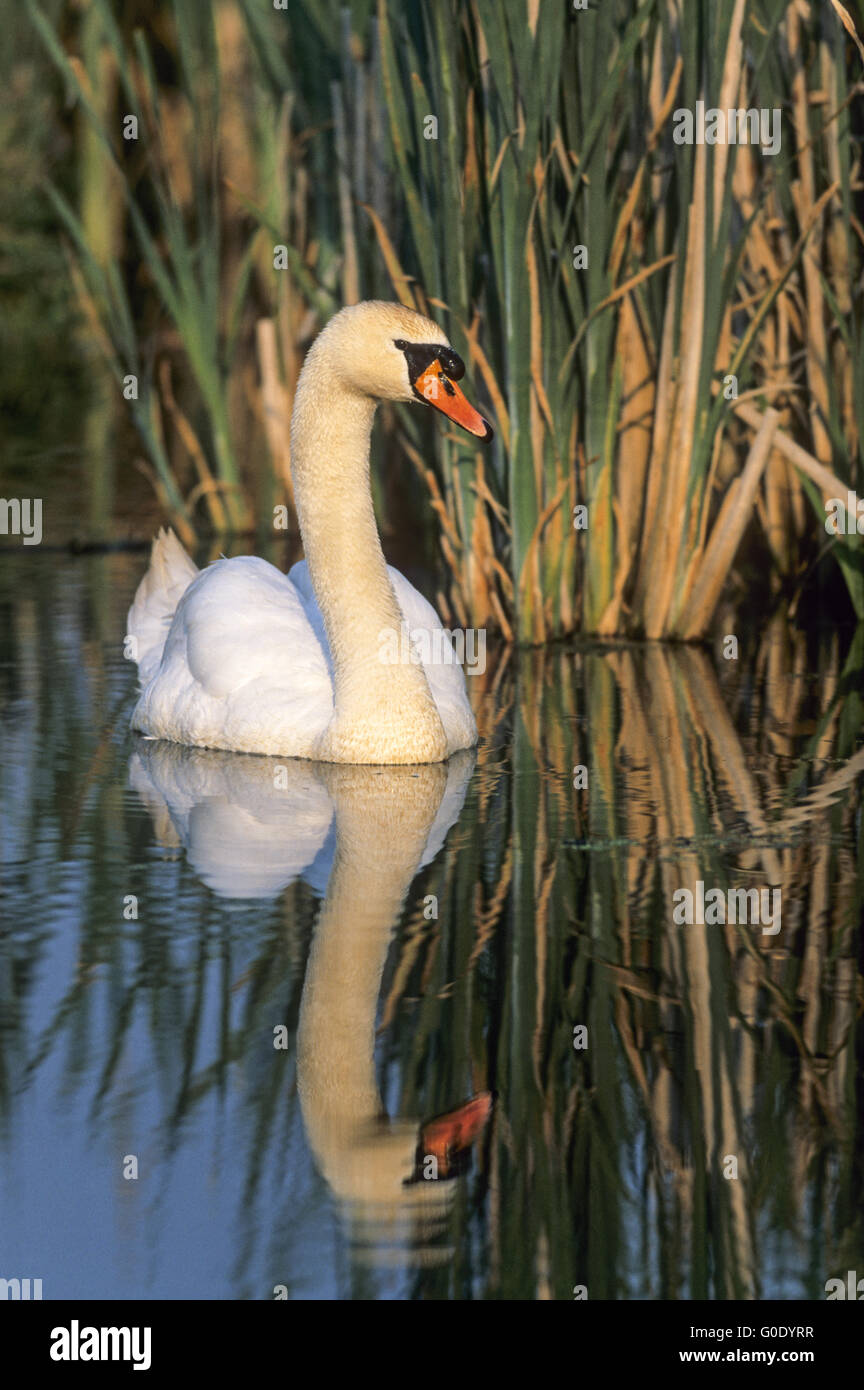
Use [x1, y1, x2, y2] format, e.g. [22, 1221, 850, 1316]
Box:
[1, 547, 862, 1300]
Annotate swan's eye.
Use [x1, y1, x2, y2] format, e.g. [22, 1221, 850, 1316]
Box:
[438, 347, 465, 381]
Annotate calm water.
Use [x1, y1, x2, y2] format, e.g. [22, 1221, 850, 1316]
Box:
[0, 546, 862, 1300]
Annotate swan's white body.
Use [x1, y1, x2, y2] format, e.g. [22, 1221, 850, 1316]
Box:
[127, 302, 488, 764]
[128, 542, 476, 761]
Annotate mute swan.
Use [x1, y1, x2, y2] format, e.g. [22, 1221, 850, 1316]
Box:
[126, 301, 494, 764]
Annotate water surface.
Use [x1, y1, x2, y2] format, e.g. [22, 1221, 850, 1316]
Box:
[1, 548, 862, 1300]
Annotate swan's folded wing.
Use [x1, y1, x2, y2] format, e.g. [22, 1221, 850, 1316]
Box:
[180, 557, 329, 698]
[134, 556, 335, 757]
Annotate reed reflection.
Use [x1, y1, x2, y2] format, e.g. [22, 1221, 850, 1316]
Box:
[3, 550, 860, 1298]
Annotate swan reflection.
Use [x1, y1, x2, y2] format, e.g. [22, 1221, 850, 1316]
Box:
[129, 740, 490, 1267]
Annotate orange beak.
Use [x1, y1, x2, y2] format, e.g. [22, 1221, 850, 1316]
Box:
[413, 359, 494, 441]
[413, 1091, 493, 1180]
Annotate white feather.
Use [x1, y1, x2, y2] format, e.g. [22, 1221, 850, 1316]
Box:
[127, 537, 476, 760]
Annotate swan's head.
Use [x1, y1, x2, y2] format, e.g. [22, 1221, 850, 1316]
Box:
[313, 301, 494, 441]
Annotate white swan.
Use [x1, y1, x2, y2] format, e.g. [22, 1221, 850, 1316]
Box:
[126, 301, 494, 764]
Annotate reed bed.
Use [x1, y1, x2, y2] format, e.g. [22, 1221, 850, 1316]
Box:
[17, 0, 864, 639]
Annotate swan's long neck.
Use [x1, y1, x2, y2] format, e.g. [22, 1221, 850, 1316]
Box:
[290, 353, 447, 763]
